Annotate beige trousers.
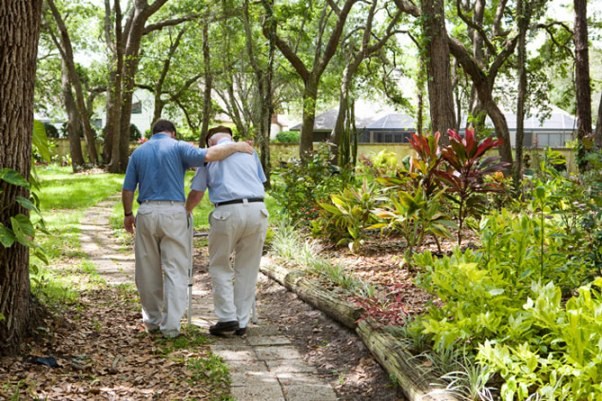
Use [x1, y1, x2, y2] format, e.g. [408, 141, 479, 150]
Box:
[134, 201, 191, 337]
[208, 202, 268, 328]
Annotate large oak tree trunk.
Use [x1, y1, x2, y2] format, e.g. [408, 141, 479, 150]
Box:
[0, 0, 43, 356]
[421, 0, 456, 143]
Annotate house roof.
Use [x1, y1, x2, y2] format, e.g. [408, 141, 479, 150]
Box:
[290, 104, 577, 132]
[366, 113, 415, 130]
[503, 107, 577, 131]
[290, 101, 395, 131]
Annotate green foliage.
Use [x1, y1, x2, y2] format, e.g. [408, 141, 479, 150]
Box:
[270, 220, 374, 296]
[269, 146, 344, 224]
[370, 150, 402, 175]
[477, 279, 602, 400]
[412, 192, 602, 399]
[371, 187, 453, 259]
[274, 130, 300, 144]
[312, 179, 379, 253]
[33, 119, 51, 163]
[525, 151, 602, 279]
[0, 169, 48, 268]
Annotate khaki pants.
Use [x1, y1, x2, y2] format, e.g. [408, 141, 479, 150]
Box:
[134, 201, 191, 336]
[208, 202, 268, 328]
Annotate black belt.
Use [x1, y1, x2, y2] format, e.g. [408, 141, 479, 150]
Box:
[214, 198, 264, 207]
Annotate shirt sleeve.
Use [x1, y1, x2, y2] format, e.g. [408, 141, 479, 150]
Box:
[178, 141, 207, 168]
[190, 165, 209, 192]
[122, 155, 138, 191]
[254, 153, 267, 183]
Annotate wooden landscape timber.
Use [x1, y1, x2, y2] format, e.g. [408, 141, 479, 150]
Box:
[259, 256, 459, 401]
[260, 257, 363, 330]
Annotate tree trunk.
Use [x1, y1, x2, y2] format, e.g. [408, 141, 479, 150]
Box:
[594, 95, 602, 150]
[299, 78, 318, 160]
[47, 0, 98, 166]
[200, 18, 212, 144]
[331, 66, 351, 165]
[513, 0, 530, 189]
[105, 0, 170, 173]
[104, 0, 123, 171]
[0, 0, 43, 356]
[243, 0, 274, 187]
[61, 60, 85, 170]
[574, 0, 592, 172]
[448, 38, 513, 167]
[421, 0, 456, 143]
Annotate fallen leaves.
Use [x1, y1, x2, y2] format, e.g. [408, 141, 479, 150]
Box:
[0, 287, 227, 401]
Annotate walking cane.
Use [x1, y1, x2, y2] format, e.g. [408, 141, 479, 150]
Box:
[187, 214, 193, 326]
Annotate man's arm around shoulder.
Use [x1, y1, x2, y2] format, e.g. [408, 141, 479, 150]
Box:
[205, 141, 253, 162]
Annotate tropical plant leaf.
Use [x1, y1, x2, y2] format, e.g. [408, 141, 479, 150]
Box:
[11, 214, 35, 246]
[16, 196, 41, 215]
[0, 223, 16, 247]
[0, 168, 30, 188]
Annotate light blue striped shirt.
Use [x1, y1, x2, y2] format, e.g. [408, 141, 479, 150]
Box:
[123, 133, 208, 203]
[190, 139, 266, 203]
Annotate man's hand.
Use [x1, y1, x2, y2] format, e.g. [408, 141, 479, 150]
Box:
[236, 142, 253, 154]
[124, 215, 136, 233]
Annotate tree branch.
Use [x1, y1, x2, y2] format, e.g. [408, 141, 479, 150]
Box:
[143, 15, 199, 35]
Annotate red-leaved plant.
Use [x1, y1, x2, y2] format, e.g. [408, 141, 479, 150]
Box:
[435, 128, 507, 244]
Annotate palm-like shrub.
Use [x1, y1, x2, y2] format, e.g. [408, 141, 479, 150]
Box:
[434, 128, 507, 244]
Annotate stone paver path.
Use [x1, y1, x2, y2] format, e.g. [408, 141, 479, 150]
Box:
[80, 196, 338, 401]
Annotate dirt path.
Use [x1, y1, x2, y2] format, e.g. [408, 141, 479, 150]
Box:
[81, 196, 405, 400]
[80, 195, 133, 285]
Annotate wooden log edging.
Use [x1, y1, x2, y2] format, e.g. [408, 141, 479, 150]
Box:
[260, 257, 363, 330]
[259, 256, 459, 401]
[357, 318, 457, 401]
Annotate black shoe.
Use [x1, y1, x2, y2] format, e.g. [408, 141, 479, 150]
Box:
[234, 327, 247, 337]
[209, 320, 239, 336]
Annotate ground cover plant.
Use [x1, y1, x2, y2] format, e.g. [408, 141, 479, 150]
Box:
[268, 134, 602, 400]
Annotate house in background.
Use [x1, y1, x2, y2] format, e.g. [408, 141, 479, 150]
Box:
[289, 101, 396, 142]
[291, 104, 578, 148]
[97, 89, 154, 134]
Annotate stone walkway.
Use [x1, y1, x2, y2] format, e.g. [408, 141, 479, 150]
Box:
[80, 196, 338, 401]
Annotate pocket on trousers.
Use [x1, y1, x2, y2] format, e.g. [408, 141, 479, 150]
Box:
[211, 210, 232, 222]
[260, 209, 269, 218]
[136, 208, 153, 216]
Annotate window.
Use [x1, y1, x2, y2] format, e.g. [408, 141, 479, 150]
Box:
[132, 101, 142, 114]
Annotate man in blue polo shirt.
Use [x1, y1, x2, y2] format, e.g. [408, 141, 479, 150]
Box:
[185, 126, 268, 337]
[122, 119, 253, 338]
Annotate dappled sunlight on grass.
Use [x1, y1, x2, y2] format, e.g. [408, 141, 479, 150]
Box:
[36, 165, 123, 211]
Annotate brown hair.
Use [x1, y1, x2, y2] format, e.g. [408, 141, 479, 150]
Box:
[152, 119, 177, 136]
[204, 125, 233, 147]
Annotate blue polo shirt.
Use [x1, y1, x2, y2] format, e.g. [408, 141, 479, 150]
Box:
[190, 139, 266, 204]
[123, 133, 208, 203]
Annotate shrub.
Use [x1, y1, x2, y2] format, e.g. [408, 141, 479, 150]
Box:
[269, 146, 344, 224]
[311, 178, 380, 252]
[274, 130, 300, 144]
